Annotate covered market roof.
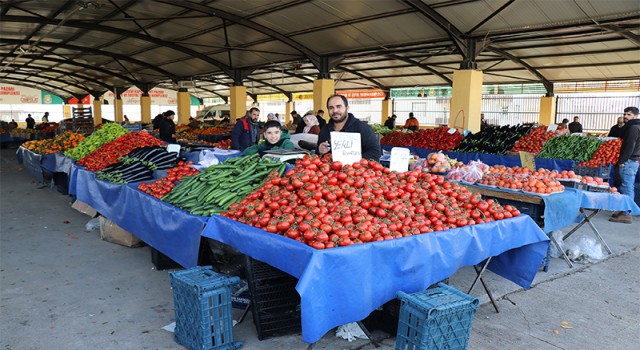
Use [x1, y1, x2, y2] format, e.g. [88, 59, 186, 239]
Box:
[1, 0, 639, 100]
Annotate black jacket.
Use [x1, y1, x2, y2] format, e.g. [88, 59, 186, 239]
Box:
[608, 124, 626, 138]
[158, 118, 176, 143]
[317, 113, 381, 161]
[383, 118, 395, 129]
[25, 116, 35, 129]
[618, 119, 640, 164]
[568, 121, 582, 133]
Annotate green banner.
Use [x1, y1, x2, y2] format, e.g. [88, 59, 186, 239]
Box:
[482, 83, 546, 95]
[41, 91, 64, 104]
[391, 87, 452, 98]
[190, 95, 200, 106]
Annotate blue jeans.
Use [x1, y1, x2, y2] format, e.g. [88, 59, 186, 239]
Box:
[620, 160, 639, 214]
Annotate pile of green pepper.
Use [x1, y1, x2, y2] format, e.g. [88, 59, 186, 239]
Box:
[536, 136, 601, 162]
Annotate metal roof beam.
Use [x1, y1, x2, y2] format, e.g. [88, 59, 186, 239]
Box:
[487, 47, 553, 94]
[2, 63, 112, 90]
[602, 24, 640, 46]
[335, 67, 387, 91]
[2, 71, 99, 93]
[466, 0, 515, 35]
[386, 54, 452, 85]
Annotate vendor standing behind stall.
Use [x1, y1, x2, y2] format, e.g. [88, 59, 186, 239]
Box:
[158, 110, 176, 143]
[609, 106, 640, 224]
[231, 107, 260, 151]
[317, 95, 381, 161]
[25, 114, 35, 129]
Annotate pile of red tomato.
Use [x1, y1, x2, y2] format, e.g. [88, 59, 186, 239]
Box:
[222, 155, 520, 249]
[381, 127, 464, 151]
[78, 131, 164, 171]
[138, 161, 199, 199]
[579, 138, 621, 167]
[510, 126, 555, 154]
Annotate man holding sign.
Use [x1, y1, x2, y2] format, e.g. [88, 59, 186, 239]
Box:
[317, 95, 381, 162]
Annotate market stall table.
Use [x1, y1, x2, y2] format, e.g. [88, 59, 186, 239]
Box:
[73, 167, 206, 268]
[202, 214, 549, 344]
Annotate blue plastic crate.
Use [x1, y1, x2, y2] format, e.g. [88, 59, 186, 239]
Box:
[169, 266, 242, 350]
[396, 283, 479, 350]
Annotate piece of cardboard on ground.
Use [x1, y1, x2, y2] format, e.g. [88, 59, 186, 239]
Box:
[99, 216, 143, 248]
[71, 200, 97, 217]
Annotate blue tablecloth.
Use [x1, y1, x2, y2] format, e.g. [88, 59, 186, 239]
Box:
[580, 191, 640, 215]
[541, 189, 583, 233]
[381, 145, 575, 172]
[74, 168, 207, 267]
[41, 154, 57, 173]
[17, 147, 45, 183]
[68, 163, 83, 196]
[202, 214, 549, 343]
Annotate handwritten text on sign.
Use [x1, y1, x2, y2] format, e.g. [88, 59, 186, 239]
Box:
[330, 132, 362, 165]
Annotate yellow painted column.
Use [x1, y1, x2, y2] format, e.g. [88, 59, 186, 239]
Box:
[140, 94, 151, 123]
[115, 97, 123, 123]
[449, 70, 483, 133]
[92, 99, 102, 126]
[63, 105, 71, 119]
[539, 96, 557, 126]
[381, 99, 393, 126]
[313, 79, 335, 118]
[230, 85, 247, 123]
[177, 90, 191, 125]
[285, 101, 294, 125]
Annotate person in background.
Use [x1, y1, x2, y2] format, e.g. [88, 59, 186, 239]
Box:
[158, 110, 176, 143]
[404, 112, 419, 131]
[25, 114, 35, 129]
[8, 119, 18, 130]
[122, 115, 130, 125]
[152, 113, 165, 130]
[317, 95, 381, 161]
[291, 111, 306, 134]
[302, 112, 321, 135]
[41, 112, 49, 122]
[555, 118, 570, 136]
[267, 113, 283, 126]
[568, 116, 583, 133]
[315, 109, 327, 128]
[608, 117, 626, 138]
[231, 107, 260, 151]
[384, 114, 396, 130]
[609, 106, 640, 224]
[242, 120, 295, 156]
[481, 113, 489, 130]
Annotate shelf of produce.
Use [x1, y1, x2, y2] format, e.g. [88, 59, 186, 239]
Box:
[202, 214, 549, 344]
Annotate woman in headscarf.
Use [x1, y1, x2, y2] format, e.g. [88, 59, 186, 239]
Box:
[303, 112, 320, 135]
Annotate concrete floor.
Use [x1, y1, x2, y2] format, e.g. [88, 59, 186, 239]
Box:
[1, 147, 639, 350]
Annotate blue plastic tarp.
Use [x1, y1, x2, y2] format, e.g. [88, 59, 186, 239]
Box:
[541, 188, 583, 233]
[202, 214, 549, 343]
[54, 153, 74, 174]
[18, 147, 45, 183]
[68, 163, 83, 196]
[381, 145, 575, 172]
[74, 168, 206, 267]
[580, 191, 640, 215]
[41, 154, 57, 173]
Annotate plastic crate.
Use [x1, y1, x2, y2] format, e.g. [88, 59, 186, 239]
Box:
[572, 164, 612, 180]
[557, 179, 583, 190]
[245, 257, 301, 340]
[396, 283, 479, 350]
[169, 266, 242, 350]
[487, 197, 544, 225]
[123, 123, 142, 132]
[586, 184, 610, 193]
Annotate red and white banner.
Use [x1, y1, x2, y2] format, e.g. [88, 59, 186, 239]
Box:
[102, 88, 178, 105]
[337, 89, 386, 99]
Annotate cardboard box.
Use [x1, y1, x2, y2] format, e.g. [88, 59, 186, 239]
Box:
[71, 200, 98, 217]
[99, 216, 143, 248]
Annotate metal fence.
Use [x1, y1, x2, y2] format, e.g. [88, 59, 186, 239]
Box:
[347, 98, 383, 124]
[481, 95, 540, 126]
[556, 94, 640, 132]
[394, 97, 451, 126]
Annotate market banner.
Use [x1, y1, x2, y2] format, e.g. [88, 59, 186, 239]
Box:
[0, 84, 42, 104]
[293, 92, 314, 100]
[391, 87, 452, 99]
[337, 89, 386, 99]
[258, 93, 288, 101]
[41, 91, 65, 104]
[102, 88, 197, 105]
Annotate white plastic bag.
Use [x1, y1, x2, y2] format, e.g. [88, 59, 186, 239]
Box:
[576, 236, 604, 260]
[548, 231, 564, 258]
[197, 149, 220, 169]
[85, 217, 100, 232]
[335, 322, 368, 342]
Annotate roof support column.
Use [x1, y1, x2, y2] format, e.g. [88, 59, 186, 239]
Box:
[539, 96, 557, 127]
[140, 92, 151, 124]
[230, 85, 247, 123]
[450, 69, 483, 133]
[177, 88, 191, 125]
[89, 91, 103, 126]
[381, 98, 394, 127]
[313, 79, 334, 121]
[114, 89, 124, 123]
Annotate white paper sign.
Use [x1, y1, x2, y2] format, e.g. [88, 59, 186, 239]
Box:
[546, 124, 558, 132]
[330, 132, 361, 165]
[389, 147, 411, 172]
[166, 144, 181, 156]
[448, 128, 457, 134]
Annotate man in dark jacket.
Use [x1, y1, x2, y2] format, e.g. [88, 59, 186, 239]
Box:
[25, 114, 35, 129]
[231, 107, 260, 151]
[383, 114, 396, 129]
[317, 95, 381, 161]
[158, 110, 176, 143]
[568, 116, 583, 133]
[316, 109, 327, 128]
[610, 106, 640, 224]
[608, 117, 626, 138]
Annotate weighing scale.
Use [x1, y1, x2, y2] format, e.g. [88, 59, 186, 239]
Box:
[261, 149, 309, 163]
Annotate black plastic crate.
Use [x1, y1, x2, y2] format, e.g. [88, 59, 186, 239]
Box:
[244, 256, 301, 340]
[151, 247, 181, 270]
[572, 164, 612, 180]
[52, 172, 69, 195]
[487, 197, 544, 225]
